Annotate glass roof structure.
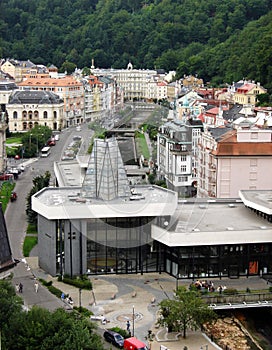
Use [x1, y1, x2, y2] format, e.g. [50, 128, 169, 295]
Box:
[81, 138, 131, 201]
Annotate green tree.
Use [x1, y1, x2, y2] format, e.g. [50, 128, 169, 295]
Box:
[26, 171, 51, 227]
[158, 286, 217, 338]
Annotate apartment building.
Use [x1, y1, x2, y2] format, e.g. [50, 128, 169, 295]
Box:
[157, 118, 203, 197]
[198, 125, 272, 198]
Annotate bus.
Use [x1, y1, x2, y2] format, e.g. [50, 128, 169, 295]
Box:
[41, 146, 51, 157]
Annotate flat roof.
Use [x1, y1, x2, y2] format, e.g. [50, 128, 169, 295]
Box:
[239, 190, 272, 215]
[152, 199, 272, 247]
[32, 185, 178, 220]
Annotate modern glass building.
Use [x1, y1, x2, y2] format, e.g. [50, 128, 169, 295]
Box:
[32, 138, 272, 279]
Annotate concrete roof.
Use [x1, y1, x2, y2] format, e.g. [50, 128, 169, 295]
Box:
[32, 185, 178, 220]
[239, 190, 272, 215]
[152, 199, 272, 247]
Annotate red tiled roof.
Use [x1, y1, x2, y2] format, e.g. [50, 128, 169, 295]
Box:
[212, 130, 272, 156]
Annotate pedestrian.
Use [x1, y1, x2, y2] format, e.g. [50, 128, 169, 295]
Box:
[126, 320, 131, 332]
[34, 281, 39, 293]
[19, 282, 23, 293]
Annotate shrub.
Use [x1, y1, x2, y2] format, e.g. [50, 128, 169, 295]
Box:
[109, 327, 130, 339]
[47, 285, 63, 298]
[39, 278, 53, 287]
[223, 288, 238, 295]
[61, 275, 92, 290]
[73, 306, 93, 317]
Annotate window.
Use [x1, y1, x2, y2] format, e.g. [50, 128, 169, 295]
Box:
[181, 145, 187, 151]
[28, 111, 32, 119]
[180, 155, 186, 162]
[251, 132, 258, 139]
[53, 111, 57, 119]
[180, 165, 186, 172]
[34, 110, 39, 118]
[22, 111, 27, 118]
[43, 111, 48, 119]
[13, 111, 17, 119]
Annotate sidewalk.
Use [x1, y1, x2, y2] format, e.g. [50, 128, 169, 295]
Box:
[25, 259, 222, 349]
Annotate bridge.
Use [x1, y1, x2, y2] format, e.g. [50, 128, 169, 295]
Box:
[203, 291, 272, 310]
[209, 300, 272, 310]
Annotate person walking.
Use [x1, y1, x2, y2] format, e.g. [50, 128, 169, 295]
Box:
[19, 283, 23, 293]
[34, 281, 39, 293]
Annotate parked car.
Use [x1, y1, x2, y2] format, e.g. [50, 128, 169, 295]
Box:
[103, 330, 124, 348]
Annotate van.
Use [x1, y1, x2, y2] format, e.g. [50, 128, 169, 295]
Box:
[54, 134, 59, 141]
[123, 337, 149, 350]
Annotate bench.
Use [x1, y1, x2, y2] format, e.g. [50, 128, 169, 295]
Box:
[132, 291, 137, 298]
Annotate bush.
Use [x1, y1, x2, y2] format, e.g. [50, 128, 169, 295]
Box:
[109, 327, 130, 339]
[73, 306, 93, 317]
[223, 288, 238, 295]
[61, 275, 92, 290]
[39, 278, 53, 287]
[47, 285, 63, 298]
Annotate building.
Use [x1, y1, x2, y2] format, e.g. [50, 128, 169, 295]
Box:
[0, 203, 16, 272]
[32, 138, 177, 276]
[31, 136, 272, 280]
[0, 59, 36, 83]
[230, 80, 267, 107]
[157, 118, 203, 197]
[17, 76, 84, 127]
[197, 126, 272, 198]
[7, 90, 64, 132]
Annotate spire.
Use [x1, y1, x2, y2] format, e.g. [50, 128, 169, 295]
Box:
[81, 138, 131, 201]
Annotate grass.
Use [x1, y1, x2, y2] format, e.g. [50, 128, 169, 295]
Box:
[26, 223, 38, 234]
[23, 236, 38, 257]
[0, 182, 16, 212]
[5, 136, 22, 144]
[135, 131, 150, 160]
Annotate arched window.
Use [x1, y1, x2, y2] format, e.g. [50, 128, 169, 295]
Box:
[28, 111, 33, 119]
[13, 111, 18, 119]
[43, 111, 48, 119]
[34, 110, 39, 118]
[29, 122, 33, 129]
[53, 111, 57, 119]
[23, 122, 27, 130]
[22, 111, 27, 119]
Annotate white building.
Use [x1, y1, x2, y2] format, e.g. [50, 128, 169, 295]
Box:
[157, 118, 203, 197]
[7, 90, 64, 132]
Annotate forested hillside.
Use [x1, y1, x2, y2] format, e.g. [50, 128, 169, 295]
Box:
[1, 0, 272, 88]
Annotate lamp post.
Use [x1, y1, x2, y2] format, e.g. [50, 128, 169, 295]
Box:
[36, 133, 44, 157]
[132, 305, 135, 337]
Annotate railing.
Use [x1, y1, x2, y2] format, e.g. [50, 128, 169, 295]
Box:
[202, 291, 272, 309]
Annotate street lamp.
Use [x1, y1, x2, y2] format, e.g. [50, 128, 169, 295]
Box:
[132, 305, 135, 337]
[36, 133, 44, 156]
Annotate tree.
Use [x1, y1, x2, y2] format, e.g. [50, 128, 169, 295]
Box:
[26, 171, 51, 227]
[158, 286, 217, 338]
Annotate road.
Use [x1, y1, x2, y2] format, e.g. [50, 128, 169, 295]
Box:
[4, 125, 93, 309]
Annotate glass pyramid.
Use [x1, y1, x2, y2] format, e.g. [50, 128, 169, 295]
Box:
[81, 138, 131, 200]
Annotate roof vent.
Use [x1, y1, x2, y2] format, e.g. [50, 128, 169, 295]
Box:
[226, 227, 234, 231]
[228, 204, 235, 208]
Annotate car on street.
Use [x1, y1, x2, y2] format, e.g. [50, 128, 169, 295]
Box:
[103, 330, 124, 348]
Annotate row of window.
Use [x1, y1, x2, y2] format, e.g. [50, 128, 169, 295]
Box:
[13, 111, 58, 119]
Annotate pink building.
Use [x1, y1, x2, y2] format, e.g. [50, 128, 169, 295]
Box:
[198, 126, 272, 198]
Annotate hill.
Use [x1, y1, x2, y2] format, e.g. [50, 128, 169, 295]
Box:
[0, 0, 272, 88]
